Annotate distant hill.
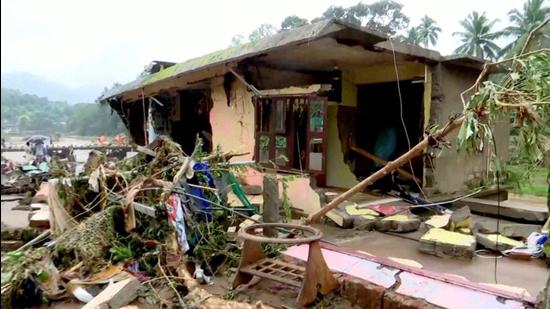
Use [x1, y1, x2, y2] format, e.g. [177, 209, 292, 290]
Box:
[1, 87, 126, 136]
[0, 72, 103, 104]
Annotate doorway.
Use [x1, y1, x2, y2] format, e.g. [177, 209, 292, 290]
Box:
[353, 80, 424, 191]
[171, 90, 213, 154]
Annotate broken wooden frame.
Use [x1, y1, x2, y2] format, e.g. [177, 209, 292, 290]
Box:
[233, 223, 339, 307]
[253, 95, 328, 186]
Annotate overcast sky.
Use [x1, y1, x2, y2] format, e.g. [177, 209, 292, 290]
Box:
[1, 0, 525, 89]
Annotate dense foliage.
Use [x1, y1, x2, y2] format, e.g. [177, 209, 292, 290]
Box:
[1, 88, 125, 136]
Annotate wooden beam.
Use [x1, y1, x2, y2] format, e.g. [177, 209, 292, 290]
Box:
[349, 143, 421, 183]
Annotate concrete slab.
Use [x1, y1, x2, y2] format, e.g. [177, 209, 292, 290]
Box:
[419, 228, 476, 259]
[375, 214, 421, 233]
[472, 219, 541, 239]
[318, 226, 547, 297]
[457, 197, 547, 223]
[475, 233, 524, 251]
[1, 200, 30, 228]
[284, 242, 533, 308]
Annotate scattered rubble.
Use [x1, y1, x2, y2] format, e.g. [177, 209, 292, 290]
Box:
[419, 228, 477, 259]
[473, 220, 541, 239]
[0, 134, 547, 308]
[457, 198, 548, 223]
[476, 233, 525, 251]
[374, 214, 421, 233]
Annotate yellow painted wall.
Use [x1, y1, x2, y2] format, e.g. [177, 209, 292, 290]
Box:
[346, 62, 425, 85]
[326, 104, 360, 188]
[210, 78, 255, 161]
[340, 71, 357, 107]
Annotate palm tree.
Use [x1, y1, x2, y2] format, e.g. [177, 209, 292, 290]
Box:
[417, 15, 441, 48]
[453, 12, 502, 60]
[405, 26, 422, 45]
[501, 0, 550, 56]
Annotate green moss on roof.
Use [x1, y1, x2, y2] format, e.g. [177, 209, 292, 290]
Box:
[100, 19, 356, 101]
[139, 41, 256, 87]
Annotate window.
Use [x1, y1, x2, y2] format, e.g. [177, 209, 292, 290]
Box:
[254, 95, 327, 184]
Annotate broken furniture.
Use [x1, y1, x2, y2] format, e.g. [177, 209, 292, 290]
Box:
[232, 223, 338, 307]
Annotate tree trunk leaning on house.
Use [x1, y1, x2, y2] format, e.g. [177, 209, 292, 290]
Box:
[307, 20, 549, 224]
[307, 115, 465, 224]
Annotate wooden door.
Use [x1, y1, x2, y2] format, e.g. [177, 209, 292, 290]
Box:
[306, 96, 328, 186]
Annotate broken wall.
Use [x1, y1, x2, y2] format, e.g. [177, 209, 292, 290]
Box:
[325, 62, 425, 189]
[427, 63, 510, 194]
[326, 72, 359, 188]
[208, 78, 322, 214]
[209, 78, 256, 160]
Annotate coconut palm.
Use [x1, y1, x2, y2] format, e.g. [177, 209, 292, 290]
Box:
[405, 26, 422, 45]
[453, 11, 502, 60]
[417, 15, 441, 47]
[500, 0, 550, 56]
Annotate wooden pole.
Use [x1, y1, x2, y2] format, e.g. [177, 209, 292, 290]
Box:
[306, 115, 465, 224]
[262, 173, 280, 237]
[349, 144, 421, 183]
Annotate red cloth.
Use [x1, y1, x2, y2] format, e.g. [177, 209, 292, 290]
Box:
[369, 204, 407, 216]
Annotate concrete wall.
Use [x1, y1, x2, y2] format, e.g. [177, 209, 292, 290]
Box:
[326, 104, 360, 188]
[428, 63, 510, 194]
[209, 78, 255, 161]
[208, 78, 321, 214]
[346, 62, 425, 85]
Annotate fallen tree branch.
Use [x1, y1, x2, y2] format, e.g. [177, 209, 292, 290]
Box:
[459, 48, 549, 107]
[496, 101, 550, 107]
[201, 151, 250, 162]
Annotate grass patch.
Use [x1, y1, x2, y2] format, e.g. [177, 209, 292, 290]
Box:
[506, 164, 548, 197]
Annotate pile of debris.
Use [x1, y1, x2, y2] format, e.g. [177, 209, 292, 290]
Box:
[323, 190, 549, 262]
[419, 205, 548, 260]
[1, 136, 281, 308]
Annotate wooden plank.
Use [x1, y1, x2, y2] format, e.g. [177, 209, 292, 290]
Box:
[423, 64, 432, 130]
[298, 240, 339, 307]
[82, 277, 140, 309]
[132, 144, 156, 157]
[241, 265, 302, 288]
[108, 194, 156, 217]
[1, 240, 24, 251]
[262, 174, 280, 237]
[349, 145, 421, 183]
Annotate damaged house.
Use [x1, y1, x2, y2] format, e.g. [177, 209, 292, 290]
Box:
[99, 19, 508, 196]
